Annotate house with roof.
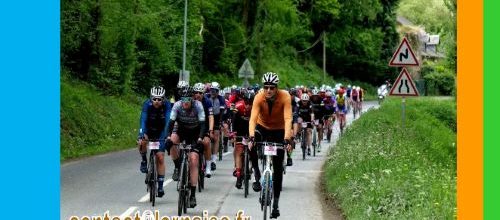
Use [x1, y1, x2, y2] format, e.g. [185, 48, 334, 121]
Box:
[396, 16, 445, 60]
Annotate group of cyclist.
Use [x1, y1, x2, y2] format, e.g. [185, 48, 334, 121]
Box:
[136, 71, 364, 218]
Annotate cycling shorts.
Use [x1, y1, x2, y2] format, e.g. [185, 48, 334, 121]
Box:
[337, 105, 347, 114]
[170, 126, 203, 153]
[213, 114, 222, 130]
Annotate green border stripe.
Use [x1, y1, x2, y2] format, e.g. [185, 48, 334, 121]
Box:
[484, 0, 500, 219]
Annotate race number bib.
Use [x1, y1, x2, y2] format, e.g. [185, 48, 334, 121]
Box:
[264, 145, 277, 156]
[148, 142, 160, 150]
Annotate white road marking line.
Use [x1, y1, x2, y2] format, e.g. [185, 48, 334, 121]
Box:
[119, 206, 137, 218]
[138, 179, 173, 202]
[223, 151, 232, 156]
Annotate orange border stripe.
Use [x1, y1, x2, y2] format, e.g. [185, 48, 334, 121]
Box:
[458, 0, 483, 219]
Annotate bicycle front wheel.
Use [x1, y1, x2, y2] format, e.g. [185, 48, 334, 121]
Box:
[218, 131, 223, 161]
[149, 153, 157, 206]
[198, 156, 204, 192]
[301, 130, 306, 160]
[178, 156, 187, 215]
[262, 172, 271, 220]
[244, 147, 249, 198]
[177, 189, 184, 216]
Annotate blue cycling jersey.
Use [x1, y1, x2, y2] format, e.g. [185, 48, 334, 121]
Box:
[138, 100, 172, 148]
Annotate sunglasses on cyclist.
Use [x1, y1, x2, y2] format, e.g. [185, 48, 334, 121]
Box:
[194, 91, 203, 95]
[181, 97, 192, 103]
[263, 86, 276, 90]
[152, 98, 163, 102]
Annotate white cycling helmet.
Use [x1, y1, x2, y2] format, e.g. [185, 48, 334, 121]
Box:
[177, 80, 189, 89]
[301, 93, 310, 101]
[311, 89, 319, 95]
[262, 72, 279, 85]
[150, 86, 165, 98]
[193, 83, 205, 93]
[326, 91, 332, 97]
[210, 82, 220, 91]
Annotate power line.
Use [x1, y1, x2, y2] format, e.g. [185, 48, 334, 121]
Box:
[297, 32, 324, 53]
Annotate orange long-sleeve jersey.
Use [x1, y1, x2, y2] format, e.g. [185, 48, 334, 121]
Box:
[249, 89, 293, 140]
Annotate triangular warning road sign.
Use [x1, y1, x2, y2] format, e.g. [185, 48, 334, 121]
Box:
[389, 68, 419, 96]
[389, 37, 419, 67]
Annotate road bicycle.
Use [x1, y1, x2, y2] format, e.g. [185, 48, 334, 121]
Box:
[177, 142, 195, 215]
[144, 140, 160, 206]
[255, 141, 285, 220]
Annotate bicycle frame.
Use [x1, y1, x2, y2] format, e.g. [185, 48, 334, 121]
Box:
[255, 141, 284, 220]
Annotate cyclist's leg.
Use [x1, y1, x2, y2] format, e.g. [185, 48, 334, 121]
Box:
[170, 133, 181, 180]
[251, 125, 268, 191]
[156, 151, 166, 177]
[306, 127, 312, 151]
[139, 139, 148, 173]
[188, 129, 201, 207]
[203, 135, 212, 177]
[211, 114, 221, 167]
[267, 128, 285, 217]
[170, 133, 180, 161]
[234, 143, 243, 171]
[317, 122, 323, 145]
[234, 142, 244, 188]
[155, 149, 166, 196]
[189, 151, 199, 187]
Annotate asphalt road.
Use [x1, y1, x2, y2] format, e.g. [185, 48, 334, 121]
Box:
[61, 101, 378, 220]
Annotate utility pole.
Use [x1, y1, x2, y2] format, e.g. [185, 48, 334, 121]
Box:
[181, 0, 189, 83]
[323, 31, 326, 82]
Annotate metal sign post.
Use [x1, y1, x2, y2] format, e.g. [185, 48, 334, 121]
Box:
[402, 96, 406, 128]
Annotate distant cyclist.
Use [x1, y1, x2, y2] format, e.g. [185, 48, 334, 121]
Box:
[310, 89, 326, 150]
[297, 93, 313, 155]
[335, 89, 348, 132]
[351, 85, 360, 117]
[357, 86, 364, 114]
[137, 86, 172, 198]
[346, 85, 352, 112]
[205, 82, 228, 171]
[248, 72, 293, 218]
[192, 82, 215, 178]
[323, 91, 336, 143]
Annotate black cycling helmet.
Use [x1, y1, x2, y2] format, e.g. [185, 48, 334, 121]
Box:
[178, 86, 192, 97]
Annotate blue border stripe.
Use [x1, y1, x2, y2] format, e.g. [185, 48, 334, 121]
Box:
[0, 1, 60, 219]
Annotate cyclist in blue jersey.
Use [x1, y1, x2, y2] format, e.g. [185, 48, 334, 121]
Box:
[137, 86, 172, 198]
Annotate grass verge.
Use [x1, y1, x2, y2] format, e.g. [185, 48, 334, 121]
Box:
[61, 77, 143, 161]
[324, 97, 456, 219]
